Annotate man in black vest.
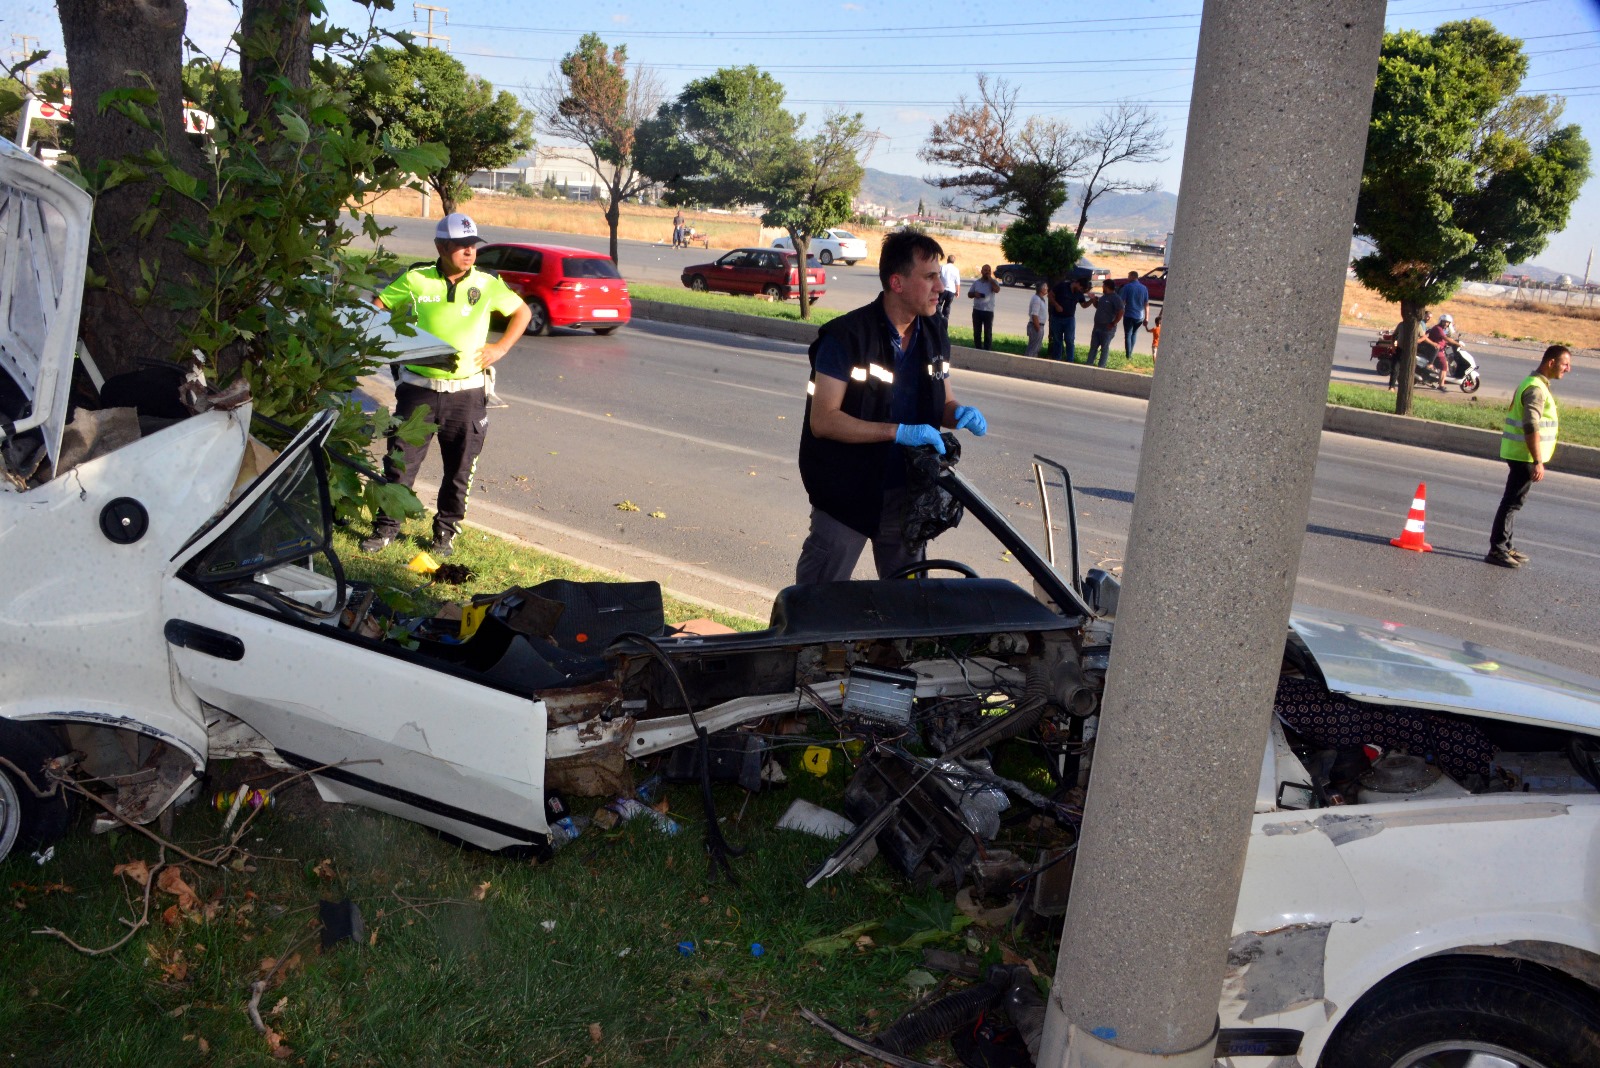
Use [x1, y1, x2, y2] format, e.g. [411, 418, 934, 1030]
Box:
[795, 230, 990, 583]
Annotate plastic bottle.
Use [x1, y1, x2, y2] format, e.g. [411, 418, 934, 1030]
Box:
[213, 788, 273, 813]
[547, 815, 581, 849]
[606, 797, 681, 835]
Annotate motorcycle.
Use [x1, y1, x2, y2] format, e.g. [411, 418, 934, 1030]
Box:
[1369, 330, 1482, 393]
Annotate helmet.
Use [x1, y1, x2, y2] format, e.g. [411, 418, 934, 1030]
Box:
[1439, 313, 1454, 324]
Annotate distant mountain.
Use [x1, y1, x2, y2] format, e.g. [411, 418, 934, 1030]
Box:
[857, 167, 1177, 236]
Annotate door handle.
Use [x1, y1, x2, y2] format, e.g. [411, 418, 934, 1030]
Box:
[165, 619, 245, 661]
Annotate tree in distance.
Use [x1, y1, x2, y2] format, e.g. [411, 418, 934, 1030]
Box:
[530, 34, 664, 265]
[350, 44, 533, 214]
[1355, 19, 1590, 415]
[1067, 103, 1169, 240]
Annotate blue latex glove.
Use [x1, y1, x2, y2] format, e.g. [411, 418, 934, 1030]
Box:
[952, 405, 988, 436]
[894, 423, 946, 454]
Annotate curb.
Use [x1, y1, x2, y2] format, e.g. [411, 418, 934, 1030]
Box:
[630, 299, 1600, 478]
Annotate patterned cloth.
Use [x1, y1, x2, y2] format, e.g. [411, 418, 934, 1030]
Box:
[1274, 675, 1494, 782]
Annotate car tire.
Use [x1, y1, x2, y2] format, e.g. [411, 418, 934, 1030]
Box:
[1320, 957, 1600, 1068]
[0, 719, 74, 863]
[688, 275, 708, 292]
[844, 260, 858, 267]
[526, 299, 550, 336]
[593, 325, 621, 336]
[818, 249, 833, 265]
[762, 284, 783, 299]
[998, 270, 1017, 287]
[1375, 358, 1393, 378]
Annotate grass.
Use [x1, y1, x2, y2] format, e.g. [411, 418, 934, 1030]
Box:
[1327, 381, 1600, 449]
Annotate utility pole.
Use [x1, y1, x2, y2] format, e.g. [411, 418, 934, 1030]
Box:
[413, 4, 449, 50]
[10, 34, 41, 87]
[1036, 2, 1387, 1066]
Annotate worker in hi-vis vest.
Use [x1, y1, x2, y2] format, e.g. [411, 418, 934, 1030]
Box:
[1487, 345, 1571, 569]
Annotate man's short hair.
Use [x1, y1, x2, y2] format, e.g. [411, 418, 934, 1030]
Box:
[1128, 270, 1139, 279]
[1035, 281, 1049, 293]
[1542, 344, 1571, 365]
[880, 230, 945, 289]
[1102, 279, 1116, 291]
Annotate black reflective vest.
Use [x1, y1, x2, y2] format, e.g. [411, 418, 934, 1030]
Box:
[798, 295, 950, 536]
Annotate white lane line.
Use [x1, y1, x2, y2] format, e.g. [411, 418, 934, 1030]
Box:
[501, 393, 790, 463]
[659, 370, 793, 399]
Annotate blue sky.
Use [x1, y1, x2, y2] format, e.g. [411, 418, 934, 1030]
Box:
[5, 0, 1599, 273]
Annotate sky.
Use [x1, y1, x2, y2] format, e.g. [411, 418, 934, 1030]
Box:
[4, 0, 1599, 274]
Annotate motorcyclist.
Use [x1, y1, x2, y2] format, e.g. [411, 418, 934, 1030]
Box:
[1389, 310, 1430, 389]
[1420, 313, 1457, 390]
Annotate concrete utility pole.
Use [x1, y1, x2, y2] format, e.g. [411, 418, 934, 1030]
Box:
[413, 3, 450, 50]
[1037, 2, 1386, 1066]
[10, 34, 41, 87]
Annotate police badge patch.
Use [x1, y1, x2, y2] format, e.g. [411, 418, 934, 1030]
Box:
[467, 287, 482, 306]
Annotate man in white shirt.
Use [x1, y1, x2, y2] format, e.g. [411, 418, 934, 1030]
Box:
[1026, 282, 1049, 357]
[937, 255, 960, 321]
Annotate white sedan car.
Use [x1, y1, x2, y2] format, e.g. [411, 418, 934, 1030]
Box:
[772, 228, 868, 266]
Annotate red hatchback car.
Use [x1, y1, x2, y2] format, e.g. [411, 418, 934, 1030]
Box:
[475, 242, 632, 335]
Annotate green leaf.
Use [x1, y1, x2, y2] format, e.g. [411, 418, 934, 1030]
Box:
[278, 111, 311, 144]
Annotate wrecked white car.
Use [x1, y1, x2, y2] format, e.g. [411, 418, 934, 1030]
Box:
[4, 140, 1600, 1068]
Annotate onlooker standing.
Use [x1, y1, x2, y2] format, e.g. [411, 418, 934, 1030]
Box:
[1048, 276, 1089, 361]
[672, 208, 685, 249]
[1486, 345, 1570, 568]
[1119, 270, 1150, 359]
[937, 255, 960, 321]
[1026, 281, 1049, 357]
[967, 264, 1000, 349]
[1086, 280, 1124, 367]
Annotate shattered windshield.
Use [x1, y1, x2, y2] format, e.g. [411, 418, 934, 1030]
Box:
[186, 445, 330, 584]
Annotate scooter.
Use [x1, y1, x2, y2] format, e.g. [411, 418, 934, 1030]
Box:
[1370, 331, 1481, 393]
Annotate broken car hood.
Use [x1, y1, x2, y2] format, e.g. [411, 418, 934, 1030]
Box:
[1290, 605, 1600, 734]
[0, 136, 92, 475]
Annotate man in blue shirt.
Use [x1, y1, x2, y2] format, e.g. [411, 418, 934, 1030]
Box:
[795, 231, 989, 583]
[1119, 271, 1150, 360]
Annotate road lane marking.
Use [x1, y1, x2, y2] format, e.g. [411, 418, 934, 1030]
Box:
[501, 393, 790, 463]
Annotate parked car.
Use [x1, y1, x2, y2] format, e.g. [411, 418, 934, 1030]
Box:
[995, 260, 1109, 290]
[682, 247, 826, 300]
[771, 228, 868, 266]
[1110, 265, 1167, 302]
[6, 141, 1600, 1068]
[474, 242, 631, 336]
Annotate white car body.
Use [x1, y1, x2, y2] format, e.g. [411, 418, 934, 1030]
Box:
[772, 228, 868, 266]
[4, 140, 1600, 1066]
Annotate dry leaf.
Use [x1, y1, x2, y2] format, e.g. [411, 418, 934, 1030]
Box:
[615, 500, 640, 512]
[512, 474, 527, 481]
[369, 927, 380, 947]
[157, 867, 202, 913]
[647, 511, 666, 519]
[312, 858, 336, 880]
[588, 1022, 603, 1044]
[167, 1004, 190, 1019]
[271, 996, 288, 1017]
[198, 1037, 210, 1054]
[113, 860, 151, 887]
[470, 881, 491, 902]
[161, 904, 182, 927]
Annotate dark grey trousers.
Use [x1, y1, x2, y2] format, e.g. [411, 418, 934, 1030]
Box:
[794, 489, 921, 584]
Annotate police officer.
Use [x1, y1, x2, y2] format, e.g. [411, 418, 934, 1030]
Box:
[1487, 345, 1570, 568]
[362, 213, 532, 557]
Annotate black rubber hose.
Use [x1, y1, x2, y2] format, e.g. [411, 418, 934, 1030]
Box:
[1004, 966, 1047, 1060]
[871, 966, 1013, 1055]
[942, 659, 1054, 760]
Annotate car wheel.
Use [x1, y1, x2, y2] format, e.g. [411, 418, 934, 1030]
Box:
[688, 275, 708, 292]
[844, 260, 858, 267]
[998, 270, 1017, 287]
[1375, 358, 1393, 378]
[1320, 957, 1600, 1068]
[762, 284, 782, 298]
[526, 299, 550, 336]
[0, 719, 74, 863]
[593, 325, 621, 336]
[818, 249, 833, 265]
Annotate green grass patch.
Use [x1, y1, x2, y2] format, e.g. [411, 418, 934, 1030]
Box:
[1327, 382, 1600, 449]
[334, 517, 762, 632]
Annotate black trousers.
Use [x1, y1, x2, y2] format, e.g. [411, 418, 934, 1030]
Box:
[971, 309, 994, 349]
[375, 383, 488, 539]
[936, 292, 954, 320]
[1489, 460, 1535, 555]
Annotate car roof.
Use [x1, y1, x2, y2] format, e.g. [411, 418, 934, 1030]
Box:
[0, 136, 92, 476]
[1290, 604, 1600, 734]
[482, 242, 610, 258]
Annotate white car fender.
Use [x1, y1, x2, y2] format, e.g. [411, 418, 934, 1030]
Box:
[0, 409, 250, 765]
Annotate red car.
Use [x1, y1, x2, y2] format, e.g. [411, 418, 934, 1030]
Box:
[1110, 266, 1167, 303]
[681, 247, 826, 301]
[474, 242, 632, 335]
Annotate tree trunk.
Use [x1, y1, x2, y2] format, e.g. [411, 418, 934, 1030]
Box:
[432, 175, 457, 216]
[241, 0, 311, 123]
[604, 195, 621, 264]
[59, 0, 210, 379]
[1394, 298, 1419, 416]
[794, 231, 812, 319]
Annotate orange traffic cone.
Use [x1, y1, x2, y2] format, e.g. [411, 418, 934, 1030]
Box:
[1389, 483, 1434, 552]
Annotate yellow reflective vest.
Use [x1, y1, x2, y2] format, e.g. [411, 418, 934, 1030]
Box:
[1500, 374, 1558, 463]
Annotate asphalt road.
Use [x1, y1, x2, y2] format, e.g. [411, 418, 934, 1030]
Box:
[358, 212, 1598, 407]
[375, 315, 1600, 680]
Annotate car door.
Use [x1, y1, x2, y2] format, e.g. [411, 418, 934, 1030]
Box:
[712, 251, 748, 293]
[495, 247, 542, 300]
[161, 413, 549, 851]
